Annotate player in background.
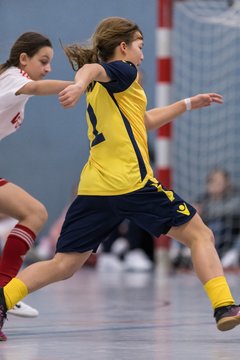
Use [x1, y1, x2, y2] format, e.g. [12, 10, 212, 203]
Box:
[0, 18, 239, 341]
[0, 32, 73, 332]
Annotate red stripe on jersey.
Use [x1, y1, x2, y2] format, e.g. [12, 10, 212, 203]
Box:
[11, 112, 20, 124]
[0, 178, 8, 186]
[19, 69, 30, 79]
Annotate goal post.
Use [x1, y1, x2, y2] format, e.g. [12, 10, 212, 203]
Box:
[155, 0, 240, 270]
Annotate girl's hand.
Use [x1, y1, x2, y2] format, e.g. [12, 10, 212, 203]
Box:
[59, 83, 84, 108]
[190, 93, 223, 110]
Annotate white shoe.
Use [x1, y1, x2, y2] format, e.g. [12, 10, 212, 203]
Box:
[124, 249, 153, 272]
[97, 253, 123, 272]
[8, 301, 39, 318]
[111, 237, 129, 256]
[221, 249, 239, 269]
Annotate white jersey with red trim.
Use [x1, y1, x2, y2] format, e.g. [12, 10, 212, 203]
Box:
[0, 66, 33, 140]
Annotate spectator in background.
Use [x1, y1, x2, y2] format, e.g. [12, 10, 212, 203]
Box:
[169, 168, 240, 270]
[195, 168, 240, 269]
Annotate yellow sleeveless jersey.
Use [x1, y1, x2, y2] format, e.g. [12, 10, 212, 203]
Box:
[78, 60, 156, 195]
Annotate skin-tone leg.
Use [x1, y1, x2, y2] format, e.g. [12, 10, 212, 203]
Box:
[167, 213, 224, 284]
[14, 212, 222, 293]
[16, 251, 92, 292]
[0, 183, 48, 234]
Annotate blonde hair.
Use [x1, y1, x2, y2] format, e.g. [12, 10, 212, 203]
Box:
[64, 17, 143, 71]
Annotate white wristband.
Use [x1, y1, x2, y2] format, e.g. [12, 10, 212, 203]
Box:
[184, 98, 191, 111]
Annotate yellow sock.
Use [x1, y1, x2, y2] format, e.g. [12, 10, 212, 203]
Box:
[3, 278, 28, 310]
[204, 276, 235, 309]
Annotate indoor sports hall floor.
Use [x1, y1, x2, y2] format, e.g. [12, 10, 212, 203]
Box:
[1, 267, 240, 360]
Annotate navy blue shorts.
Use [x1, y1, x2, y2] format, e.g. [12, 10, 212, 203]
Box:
[56, 181, 196, 254]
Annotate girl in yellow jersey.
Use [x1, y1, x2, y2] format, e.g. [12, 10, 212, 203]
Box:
[0, 17, 239, 339]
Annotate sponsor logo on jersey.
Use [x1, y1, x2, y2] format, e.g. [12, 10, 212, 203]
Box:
[177, 203, 190, 216]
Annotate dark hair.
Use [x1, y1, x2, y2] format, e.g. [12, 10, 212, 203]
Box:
[0, 32, 52, 74]
[64, 17, 143, 71]
[207, 168, 230, 184]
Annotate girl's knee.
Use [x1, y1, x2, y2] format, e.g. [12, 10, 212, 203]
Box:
[192, 226, 215, 247]
[53, 253, 89, 280]
[51, 258, 75, 280]
[207, 227, 215, 245]
[27, 202, 48, 229]
[36, 202, 48, 225]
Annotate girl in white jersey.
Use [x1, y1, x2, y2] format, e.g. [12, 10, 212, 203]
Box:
[0, 32, 72, 330]
[0, 18, 239, 341]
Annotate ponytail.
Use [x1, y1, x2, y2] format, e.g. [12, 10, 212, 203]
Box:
[64, 44, 99, 71]
[63, 17, 143, 70]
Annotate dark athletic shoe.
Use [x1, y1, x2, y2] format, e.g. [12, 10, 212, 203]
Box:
[214, 304, 240, 331]
[0, 288, 7, 341]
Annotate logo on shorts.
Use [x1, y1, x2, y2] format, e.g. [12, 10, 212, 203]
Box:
[177, 203, 190, 216]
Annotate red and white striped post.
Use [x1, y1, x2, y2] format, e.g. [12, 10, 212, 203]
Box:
[155, 0, 173, 272]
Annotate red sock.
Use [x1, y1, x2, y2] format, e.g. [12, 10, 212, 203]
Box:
[0, 224, 36, 286]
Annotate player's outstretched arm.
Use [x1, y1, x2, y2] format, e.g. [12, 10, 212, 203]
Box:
[16, 80, 74, 96]
[59, 64, 110, 109]
[144, 93, 223, 131]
